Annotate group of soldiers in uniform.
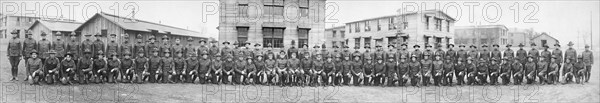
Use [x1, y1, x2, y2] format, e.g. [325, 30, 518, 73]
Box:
[6, 29, 595, 86]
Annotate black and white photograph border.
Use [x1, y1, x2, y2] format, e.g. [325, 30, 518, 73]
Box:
[0, 0, 598, 102]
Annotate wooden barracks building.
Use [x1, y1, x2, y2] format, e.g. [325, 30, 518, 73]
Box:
[218, 0, 326, 48]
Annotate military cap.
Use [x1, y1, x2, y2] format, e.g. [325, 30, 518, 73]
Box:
[375, 44, 382, 48]
[321, 44, 327, 49]
[335, 53, 342, 58]
[29, 49, 38, 54]
[447, 44, 455, 47]
[457, 57, 464, 61]
[65, 52, 74, 57]
[255, 51, 264, 57]
[162, 35, 169, 40]
[210, 40, 218, 43]
[152, 48, 160, 52]
[109, 52, 118, 57]
[199, 39, 207, 43]
[255, 43, 262, 47]
[585, 45, 590, 48]
[469, 45, 477, 48]
[187, 37, 194, 41]
[543, 45, 549, 48]
[518, 43, 525, 47]
[301, 43, 309, 48]
[530, 43, 536, 46]
[410, 54, 418, 59]
[333, 45, 339, 48]
[364, 45, 371, 49]
[164, 49, 171, 53]
[123, 33, 130, 38]
[110, 33, 117, 37]
[467, 57, 473, 61]
[413, 45, 421, 48]
[70, 32, 77, 36]
[239, 51, 246, 57]
[97, 50, 105, 55]
[554, 43, 561, 47]
[214, 53, 222, 57]
[56, 32, 63, 36]
[352, 52, 361, 57]
[354, 46, 360, 49]
[225, 54, 234, 59]
[459, 44, 466, 47]
[506, 44, 512, 47]
[149, 35, 156, 40]
[400, 43, 408, 47]
[279, 50, 286, 55]
[551, 55, 558, 59]
[223, 41, 230, 45]
[200, 50, 209, 55]
[313, 45, 320, 48]
[136, 34, 143, 39]
[41, 32, 48, 36]
[400, 54, 407, 59]
[343, 45, 350, 48]
[492, 44, 499, 47]
[578, 55, 583, 59]
[435, 44, 443, 48]
[233, 41, 239, 46]
[425, 44, 432, 48]
[10, 29, 19, 34]
[375, 55, 384, 60]
[47, 50, 57, 54]
[388, 54, 395, 58]
[188, 52, 197, 57]
[567, 41, 574, 46]
[364, 54, 373, 60]
[83, 48, 92, 53]
[388, 44, 395, 48]
[482, 44, 488, 47]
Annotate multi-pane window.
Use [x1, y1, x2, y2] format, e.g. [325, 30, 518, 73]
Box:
[263, 27, 284, 48]
[424, 16, 429, 30]
[298, 28, 309, 48]
[364, 38, 371, 47]
[446, 20, 451, 32]
[377, 19, 381, 31]
[264, 0, 284, 16]
[340, 31, 345, 38]
[355, 38, 361, 48]
[238, 4, 249, 17]
[403, 22, 408, 30]
[237, 27, 249, 47]
[299, 0, 309, 17]
[332, 30, 337, 38]
[364, 21, 371, 31]
[388, 17, 396, 30]
[435, 18, 442, 31]
[354, 23, 360, 33]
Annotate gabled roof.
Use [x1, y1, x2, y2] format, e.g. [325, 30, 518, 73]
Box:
[75, 12, 203, 37]
[28, 19, 82, 32]
[531, 33, 558, 41]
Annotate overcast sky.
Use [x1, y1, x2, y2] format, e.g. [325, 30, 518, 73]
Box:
[2, 0, 598, 48]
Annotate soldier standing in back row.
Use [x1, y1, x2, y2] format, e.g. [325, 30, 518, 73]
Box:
[479, 45, 491, 62]
[445, 44, 457, 63]
[121, 34, 133, 58]
[92, 33, 105, 59]
[491, 44, 502, 61]
[398, 43, 410, 62]
[516, 43, 528, 64]
[134, 34, 147, 58]
[160, 35, 172, 57]
[107, 34, 120, 58]
[468, 45, 478, 64]
[385, 44, 397, 86]
[565, 42, 577, 63]
[529, 43, 540, 62]
[351, 47, 363, 86]
[423, 44, 434, 60]
[186, 37, 197, 59]
[38, 32, 51, 63]
[552, 44, 563, 68]
[23, 31, 38, 70]
[582, 45, 593, 83]
[67, 32, 80, 61]
[81, 33, 94, 58]
[412, 45, 423, 61]
[172, 38, 184, 58]
[504, 44, 515, 60]
[8, 30, 22, 81]
[457, 44, 468, 63]
[541, 45, 552, 62]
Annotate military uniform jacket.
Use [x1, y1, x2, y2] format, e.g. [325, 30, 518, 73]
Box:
[223, 60, 235, 72]
[552, 49, 563, 63]
[385, 61, 396, 75]
[23, 38, 37, 58]
[159, 43, 171, 57]
[197, 45, 209, 56]
[512, 61, 524, 74]
[466, 62, 477, 74]
[246, 62, 257, 73]
[234, 60, 247, 73]
[423, 50, 434, 60]
[254, 60, 266, 72]
[174, 57, 186, 72]
[398, 49, 410, 60]
[312, 60, 324, 73]
[93, 58, 107, 72]
[442, 61, 455, 74]
[574, 61, 585, 72]
[503, 49, 514, 59]
[516, 49, 527, 62]
[61, 59, 76, 74]
[121, 42, 133, 57]
[434, 49, 445, 59]
[277, 58, 288, 71]
[27, 58, 44, 72]
[45, 57, 61, 72]
[186, 58, 199, 73]
[210, 60, 223, 72]
[134, 42, 147, 57]
[548, 62, 559, 73]
[7, 38, 22, 56]
[491, 49, 502, 60]
[147, 43, 159, 55]
[411, 50, 423, 60]
[341, 60, 352, 74]
[445, 49, 457, 62]
[501, 62, 512, 74]
[323, 61, 335, 73]
[524, 62, 536, 74]
[78, 57, 93, 70]
[244, 48, 254, 59]
[172, 44, 184, 55]
[54, 40, 67, 57]
[374, 62, 386, 75]
[489, 63, 500, 73]
[363, 61, 374, 75]
[300, 58, 312, 73]
[408, 61, 421, 75]
[563, 63, 573, 73]
[455, 62, 465, 72]
[161, 57, 174, 72]
[565, 48, 577, 61]
[92, 40, 104, 56]
[480, 50, 491, 60]
[134, 57, 148, 72]
[433, 60, 443, 74]
[288, 58, 300, 71]
[148, 56, 162, 71]
[477, 62, 489, 73]
[38, 39, 51, 59]
[67, 40, 80, 57]
[287, 47, 298, 58]
[221, 47, 232, 57]
[186, 44, 197, 57]
[528, 49, 539, 62]
[457, 49, 468, 61]
[334, 60, 343, 73]
[541, 50, 551, 62]
[198, 58, 210, 73]
[107, 59, 121, 70]
[265, 59, 276, 71]
[352, 60, 363, 74]
[468, 50, 478, 60]
[398, 61, 409, 75]
[81, 39, 94, 55]
[121, 58, 134, 70]
[421, 59, 433, 73]
[209, 45, 220, 58]
[583, 50, 593, 66]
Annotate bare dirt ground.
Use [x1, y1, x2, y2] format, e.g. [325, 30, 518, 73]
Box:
[0, 49, 598, 102]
